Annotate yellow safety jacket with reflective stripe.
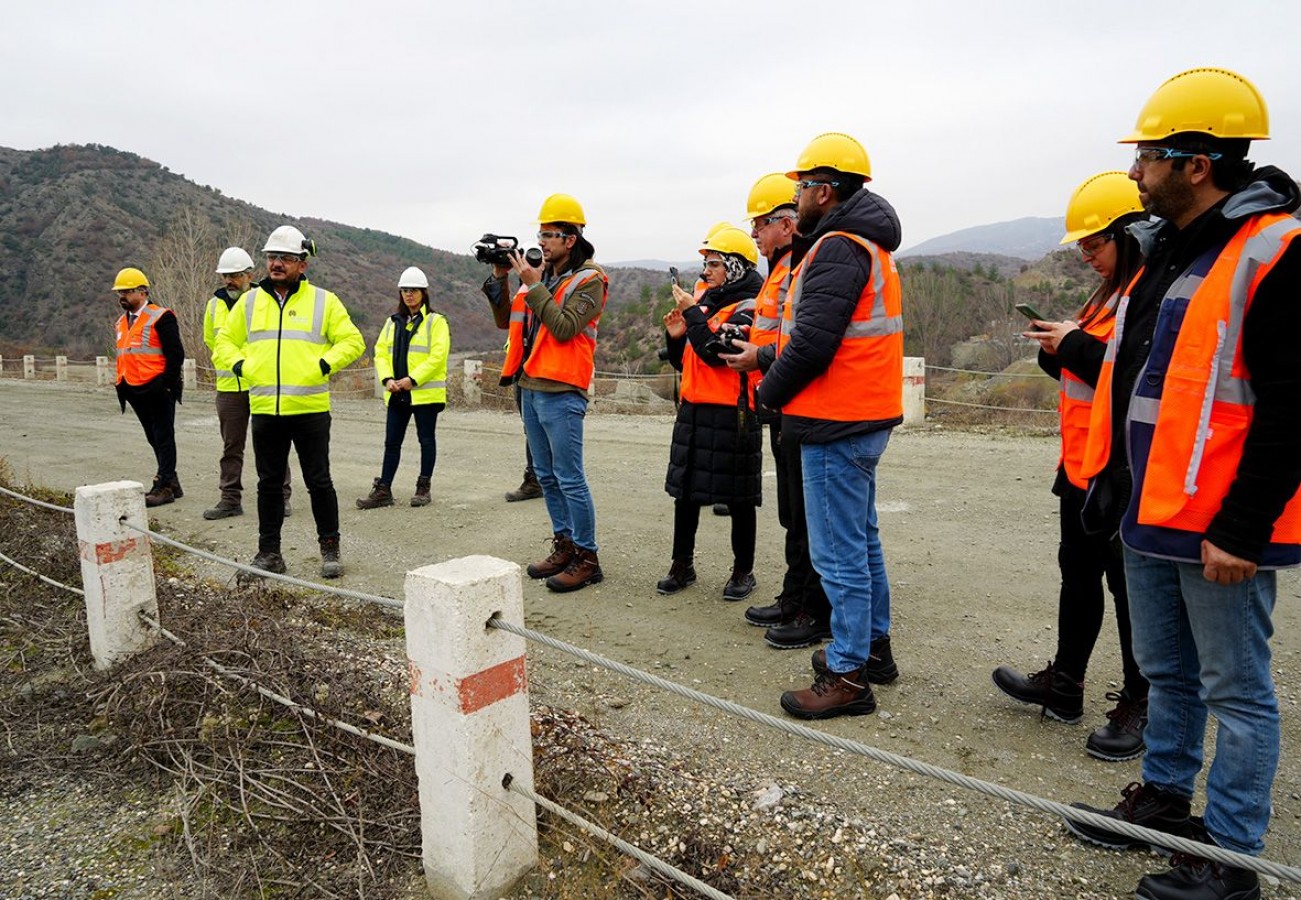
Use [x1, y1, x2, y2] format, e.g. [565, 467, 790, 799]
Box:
[115, 303, 168, 386]
[780, 232, 904, 422]
[203, 292, 243, 392]
[1058, 295, 1118, 490]
[374, 311, 450, 406]
[212, 279, 364, 416]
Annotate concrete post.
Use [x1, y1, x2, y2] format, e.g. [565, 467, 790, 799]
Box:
[405, 555, 536, 900]
[182, 359, 196, 390]
[96, 357, 112, 387]
[374, 370, 385, 400]
[56, 356, 68, 382]
[0, 355, 4, 378]
[74, 481, 158, 670]
[23, 355, 35, 379]
[462, 359, 482, 406]
[903, 356, 926, 427]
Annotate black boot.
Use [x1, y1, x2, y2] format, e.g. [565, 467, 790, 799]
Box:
[505, 469, 542, 502]
[744, 592, 800, 627]
[1064, 781, 1194, 851]
[991, 661, 1084, 723]
[764, 611, 831, 649]
[1136, 851, 1260, 900]
[1086, 689, 1148, 762]
[722, 567, 756, 601]
[656, 558, 697, 595]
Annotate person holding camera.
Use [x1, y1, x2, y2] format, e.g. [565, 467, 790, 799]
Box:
[658, 226, 764, 601]
[356, 266, 450, 510]
[493, 194, 609, 593]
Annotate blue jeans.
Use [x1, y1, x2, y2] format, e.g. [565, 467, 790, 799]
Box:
[521, 389, 597, 552]
[1124, 547, 1279, 855]
[802, 429, 892, 672]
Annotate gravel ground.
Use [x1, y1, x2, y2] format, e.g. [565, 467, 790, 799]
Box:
[2, 378, 1300, 899]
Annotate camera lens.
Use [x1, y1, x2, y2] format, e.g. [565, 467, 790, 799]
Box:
[525, 247, 543, 267]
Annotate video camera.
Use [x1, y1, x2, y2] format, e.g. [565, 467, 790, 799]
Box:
[473, 234, 543, 268]
[703, 323, 746, 356]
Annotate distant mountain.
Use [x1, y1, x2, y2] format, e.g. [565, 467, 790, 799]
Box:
[900, 216, 1065, 261]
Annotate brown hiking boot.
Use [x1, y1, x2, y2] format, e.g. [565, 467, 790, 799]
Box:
[527, 534, 575, 579]
[145, 479, 176, 508]
[780, 665, 876, 720]
[411, 476, 432, 507]
[167, 475, 184, 499]
[356, 478, 394, 510]
[546, 546, 603, 593]
[505, 469, 543, 502]
[319, 536, 343, 579]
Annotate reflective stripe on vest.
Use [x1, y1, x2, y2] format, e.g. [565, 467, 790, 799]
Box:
[503, 266, 609, 390]
[239, 281, 342, 416]
[205, 295, 241, 389]
[1057, 293, 1117, 490]
[376, 311, 449, 405]
[247, 286, 328, 344]
[681, 298, 755, 407]
[781, 232, 904, 422]
[115, 304, 169, 385]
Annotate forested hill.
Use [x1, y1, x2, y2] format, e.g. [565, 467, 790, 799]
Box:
[0, 144, 668, 369]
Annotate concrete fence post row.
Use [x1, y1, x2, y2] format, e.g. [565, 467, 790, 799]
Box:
[182, 359, 196, 390]
[74, 480, 539, 899]
[23, 355, 35, 379]
[96, 357, 112, 386]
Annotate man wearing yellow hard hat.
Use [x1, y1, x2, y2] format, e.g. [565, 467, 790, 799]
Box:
[110, 266, 186, 507]
[1063, 68, 1301, 900]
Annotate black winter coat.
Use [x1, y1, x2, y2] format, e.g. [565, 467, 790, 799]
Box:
[665, 272, 764, 505]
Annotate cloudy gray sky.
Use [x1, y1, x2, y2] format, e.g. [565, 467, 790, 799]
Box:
[6, 1, 1300, 261]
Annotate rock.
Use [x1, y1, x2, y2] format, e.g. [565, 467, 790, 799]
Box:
[752, 784, 784, 811]
[70, 734, 104, 753]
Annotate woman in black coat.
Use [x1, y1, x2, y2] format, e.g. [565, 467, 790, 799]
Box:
[658, 225, 765, 600]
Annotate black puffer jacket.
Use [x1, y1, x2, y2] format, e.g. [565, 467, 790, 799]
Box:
[756, 188, 902, 444]
[665, 271, 764, 505]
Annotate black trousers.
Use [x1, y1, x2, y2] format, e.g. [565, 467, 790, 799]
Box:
[125, 388, 177, 484]
[672, 499, 757, 571]
[771, 420, 830, 621]
[1055, 482, 1146, 696]
[251, 411, 338, 552]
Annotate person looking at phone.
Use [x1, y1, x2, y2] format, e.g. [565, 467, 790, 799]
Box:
[995, 172, 1149, 762]
[499, 193, 609, 593]
[657, 225, 765, 601]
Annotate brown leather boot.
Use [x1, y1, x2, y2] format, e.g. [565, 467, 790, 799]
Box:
[527, 534, 575, 579]
[411, 476, 432, 507]
[319, 536, 343, 579]
[145, 478, 176, 508]
[356, 478, 394, 510]
[546, 546, 603, 593]
[780, 665, 876, 720]
[505, 469, 542, 502]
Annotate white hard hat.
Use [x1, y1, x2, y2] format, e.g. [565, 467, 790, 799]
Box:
[398, 266, 429, 289]
[216, 247, 255, 274]
[263, 225, 311, 256]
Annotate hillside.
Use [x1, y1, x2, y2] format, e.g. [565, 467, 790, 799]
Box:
[900, 216, 1064, 260]
[0, 144, 669, 371]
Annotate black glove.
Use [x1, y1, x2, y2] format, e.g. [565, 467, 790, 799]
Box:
[232, 360, 244, 378]
[319, 359, 331, 375]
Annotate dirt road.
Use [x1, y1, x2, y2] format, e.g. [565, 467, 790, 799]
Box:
[3, 378, 1300, 898]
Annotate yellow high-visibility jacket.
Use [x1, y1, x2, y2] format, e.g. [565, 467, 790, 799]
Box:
[374, 310, 450, 406]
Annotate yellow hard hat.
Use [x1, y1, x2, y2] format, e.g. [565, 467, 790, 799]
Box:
[1120, 67, 1269, 143]
[701, 220, 731, 244]
[746, 173, 798, 220]
[537, 193, 586, 226]
[787, 132, 872, 181]
[112, 267, 149, 291]
[1060, 172, 1144, 244]
[700, 225, 759, 266]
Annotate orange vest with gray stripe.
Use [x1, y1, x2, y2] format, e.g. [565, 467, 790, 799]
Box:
[1058, 295, 1118, 490]
[115, 303, 169, 386]
[780, 232, 903, 422]
[501, 266, 609, 390]
[1082, 212, 1301, 543]
[681, 299, 756, 407]
[748, 250, 792, 396]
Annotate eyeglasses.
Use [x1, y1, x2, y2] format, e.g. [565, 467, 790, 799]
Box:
[537, 231, 568, 241]
[755, 213, 795, 227]
[115, 289, 144, 297]
[1077, 234, 1113, 259]
[1133, 146, 1223, 166]
[265, 252, 304, 263]
[702, 259, 725, 269]
[794, 179, 839, 197]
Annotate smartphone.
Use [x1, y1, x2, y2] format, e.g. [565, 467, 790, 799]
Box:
[668, 266, 680, 288]
[1015, 303, 1048, 323]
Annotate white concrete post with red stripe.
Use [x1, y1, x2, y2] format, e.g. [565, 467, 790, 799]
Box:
[74, 481, 158, 669]
[405, 555, 536, 899]
[903, 356, 926, 427]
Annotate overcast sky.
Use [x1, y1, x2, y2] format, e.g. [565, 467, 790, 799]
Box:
[5, 1, 1300, 262]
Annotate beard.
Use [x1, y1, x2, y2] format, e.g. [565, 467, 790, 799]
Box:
[1143, 173, 1196, 222]
[797, 207, 824, 235]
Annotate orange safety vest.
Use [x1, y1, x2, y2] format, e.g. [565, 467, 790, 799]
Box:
[501, 266, 609, 391]
[115, 302, 169, 386]
[748, 250, 792, 396]
[1083, 212, 1301, 544]
[780, 232, 903, 422]
[1057, 295, 1119, 490]
[680, 299, 756, 407]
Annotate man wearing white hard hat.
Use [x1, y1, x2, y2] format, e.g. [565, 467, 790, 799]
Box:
[202, 246, 292, 520]
[213, 225, 364, 579]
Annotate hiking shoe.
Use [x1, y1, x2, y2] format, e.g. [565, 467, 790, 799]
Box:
[283, 498, 293, 517]
[656, 558, 696, 595]
[411, 476, 432, 507]
[203, 501, 243, 520]
[745, 593, 800, 627]
[1136, 851, 1260, 900]
[356, 478, 394, 510]
[992, 661, 1084, 723]
[780, 666, 876, 720]
[764, 612, 831, 649]
[527, 533, 576, 579]
[813, 636, 899, 685]
[722, 568, 756, 601]
[319, 536, 343, 579]
[546, 547, 603, 593]
[167, 476, 184, 499]
[240, 550, 287, 583]
[1064, 781, 1194, 852]
[145, 479, 175, 508]
[505, 470, 542, 502]
[1087, 690, 1148, 762]
[712, 503, 730, 517]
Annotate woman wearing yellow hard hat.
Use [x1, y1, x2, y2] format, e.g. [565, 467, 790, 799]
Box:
[658, 225, 765, 601]
[994, 172, 1148, 761]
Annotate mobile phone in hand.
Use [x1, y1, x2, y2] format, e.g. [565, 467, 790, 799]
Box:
[1015, 303, 1048, 323]
[669, 266, 680, 288]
